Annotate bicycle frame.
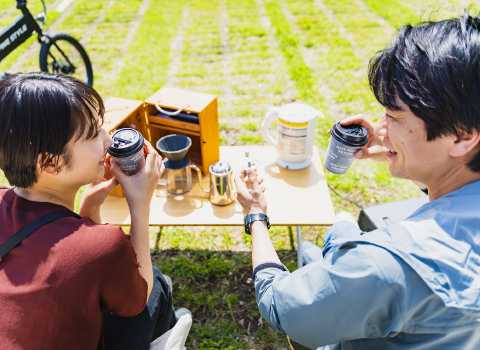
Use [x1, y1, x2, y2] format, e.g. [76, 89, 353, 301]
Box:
[0, 1, 43, 62]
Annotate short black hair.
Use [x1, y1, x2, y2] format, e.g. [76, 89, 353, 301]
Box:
[0, 72, 105, 188]
[369, 12, 480, 173]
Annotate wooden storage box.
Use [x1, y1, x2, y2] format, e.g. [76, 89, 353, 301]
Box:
[144, 87, 219, 175]
[103, 89, 220, 198]
[103, 97, 148, 197]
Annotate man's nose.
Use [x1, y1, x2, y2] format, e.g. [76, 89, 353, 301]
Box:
[375, 114, 388, 137]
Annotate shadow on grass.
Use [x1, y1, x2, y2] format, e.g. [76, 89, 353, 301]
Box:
[152, 249, 297, 350]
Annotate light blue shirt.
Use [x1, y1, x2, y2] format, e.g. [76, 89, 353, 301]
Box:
[255, 180, 480, 349]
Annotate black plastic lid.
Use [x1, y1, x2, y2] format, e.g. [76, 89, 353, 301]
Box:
[330, 122, 368, 147]
[164, 156, 190, 170]
[107, 128, 144, 158]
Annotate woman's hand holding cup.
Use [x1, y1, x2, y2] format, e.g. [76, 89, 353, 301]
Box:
[109, 140, 164, 211]
[79, 172, 119, 222]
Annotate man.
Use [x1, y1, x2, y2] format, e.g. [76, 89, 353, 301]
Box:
[234, 13, 480, 350]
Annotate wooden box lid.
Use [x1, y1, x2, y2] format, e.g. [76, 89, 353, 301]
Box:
[144, 87, 216, 114]
[103, 97, 144, 133]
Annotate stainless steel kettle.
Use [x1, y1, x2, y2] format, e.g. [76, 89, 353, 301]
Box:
[209, 160, 235, 205]
[197, 160, 236, 205]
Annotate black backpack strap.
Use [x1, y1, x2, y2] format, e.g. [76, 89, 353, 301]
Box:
[0, 210, 81, 260]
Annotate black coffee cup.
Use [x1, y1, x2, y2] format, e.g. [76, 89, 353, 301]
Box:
[107, 128, 145, 176]
[324, 122, 368, 174]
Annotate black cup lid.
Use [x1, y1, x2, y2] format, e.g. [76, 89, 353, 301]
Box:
[107, 128, 144, 157]
[331, 122, 368, 145]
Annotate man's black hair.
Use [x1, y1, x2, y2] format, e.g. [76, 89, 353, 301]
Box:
[0, 72, 105, 188]
[369, 11, 480, 173]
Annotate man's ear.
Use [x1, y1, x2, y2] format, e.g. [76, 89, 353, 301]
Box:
[36, 153, 57, 175]
[449, 131, 480, 158]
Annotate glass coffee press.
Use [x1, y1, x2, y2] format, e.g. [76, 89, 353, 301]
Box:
[156, 134, 203, 195]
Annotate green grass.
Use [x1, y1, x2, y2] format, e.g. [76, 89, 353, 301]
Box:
[265, 0, 318, 105]
[0, 0, 477, 348]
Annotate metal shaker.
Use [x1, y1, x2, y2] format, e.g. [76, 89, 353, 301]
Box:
[208, 161, 235, 206]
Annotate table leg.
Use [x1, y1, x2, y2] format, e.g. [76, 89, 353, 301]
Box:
[296, 226, 302, 269]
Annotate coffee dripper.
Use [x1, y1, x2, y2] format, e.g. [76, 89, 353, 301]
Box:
[156, 134, 203, 195]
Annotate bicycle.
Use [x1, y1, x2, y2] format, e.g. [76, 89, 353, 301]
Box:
[0, 0, 93, 85]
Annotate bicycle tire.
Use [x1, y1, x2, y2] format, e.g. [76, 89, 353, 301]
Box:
[39, 33, 93, 86]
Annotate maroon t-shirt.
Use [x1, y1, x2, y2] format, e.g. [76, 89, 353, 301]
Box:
[0, 186, 148, 349]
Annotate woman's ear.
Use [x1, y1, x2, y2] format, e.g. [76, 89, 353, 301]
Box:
[36, 153, 58, 176]
[449, 131, 480, 158]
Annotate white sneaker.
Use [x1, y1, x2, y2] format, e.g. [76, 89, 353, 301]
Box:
[150, 308, 192, 350]
[174, 308, 191, 321]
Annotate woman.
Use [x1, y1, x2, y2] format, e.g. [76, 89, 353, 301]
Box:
[0, 72, 176, 349]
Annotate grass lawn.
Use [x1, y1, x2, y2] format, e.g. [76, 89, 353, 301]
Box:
[0, 0, 478, 348]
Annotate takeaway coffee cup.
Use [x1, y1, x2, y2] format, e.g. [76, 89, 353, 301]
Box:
[324, 122, 368, 174]
[107, 128, 145, 175]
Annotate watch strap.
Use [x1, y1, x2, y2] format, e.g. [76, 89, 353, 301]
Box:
[244, 213, 270, 235]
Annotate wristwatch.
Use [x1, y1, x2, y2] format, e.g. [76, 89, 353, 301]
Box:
[244, 213, 271, 235]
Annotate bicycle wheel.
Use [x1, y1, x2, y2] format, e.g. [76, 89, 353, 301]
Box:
[39, 33, 93, 86]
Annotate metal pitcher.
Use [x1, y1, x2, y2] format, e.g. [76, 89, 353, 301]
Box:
[197, 160, 235, 206]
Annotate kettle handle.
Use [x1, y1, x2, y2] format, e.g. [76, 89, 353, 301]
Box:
[261, 108, 279, 147]
[190, 164, 210, 193]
